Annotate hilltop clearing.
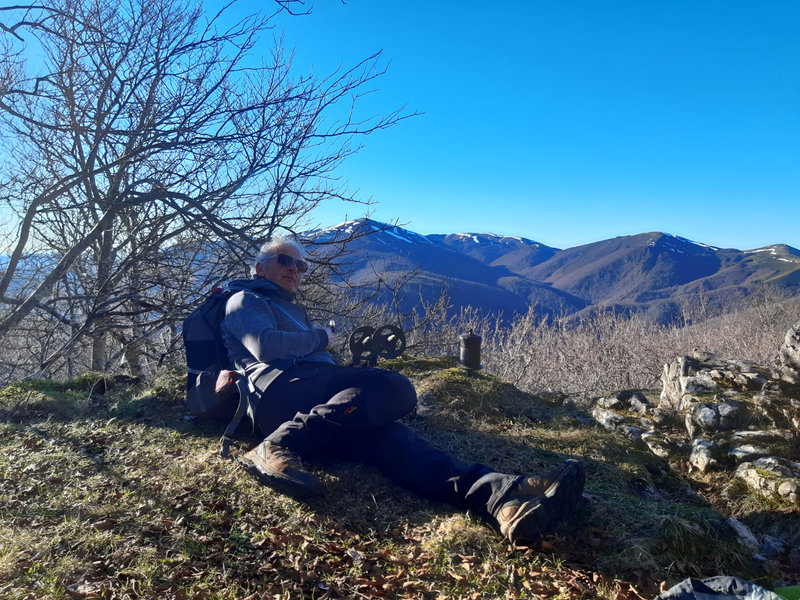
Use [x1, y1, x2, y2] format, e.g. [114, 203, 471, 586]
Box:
[2, 351, 797, 599]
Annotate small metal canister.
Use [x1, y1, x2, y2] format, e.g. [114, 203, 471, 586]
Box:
[459, 330, 482, 371]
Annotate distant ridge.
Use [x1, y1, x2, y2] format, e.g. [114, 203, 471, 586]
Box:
[428, 232, 561, 272]
[309, 219, 800, 323]
[307, 219, 588, 319]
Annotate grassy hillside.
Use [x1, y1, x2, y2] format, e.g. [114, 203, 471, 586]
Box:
[0, 360, 792, 599]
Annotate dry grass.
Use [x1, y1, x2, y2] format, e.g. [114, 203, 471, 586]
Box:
[0, 364, 788, 600]
[403, 293, 800, 399]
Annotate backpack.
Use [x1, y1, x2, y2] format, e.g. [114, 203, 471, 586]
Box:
[183, 285, 287, 457]
[183, 284, 313, 456]
[183, 287, 243, 422]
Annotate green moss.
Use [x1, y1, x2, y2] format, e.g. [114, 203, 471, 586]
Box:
[69, 371, 115, 392]
[149, 367, 187, 404]
[1, 378, 62, 395]
[381, 355, 460, 375]
[0, 356, 794, 595]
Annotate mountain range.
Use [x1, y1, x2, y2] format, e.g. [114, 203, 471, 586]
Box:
[310, 219, 800, 324]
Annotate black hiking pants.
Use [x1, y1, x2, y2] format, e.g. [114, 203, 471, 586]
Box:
[250, 362, 519, 518]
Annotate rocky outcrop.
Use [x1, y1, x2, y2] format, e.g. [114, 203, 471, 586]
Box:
[607, 350, 800, 489]
[735, 457, 800, 504]
[779, 319, 800, 384]
[579, 320, 800, 578]
[659, 353, 773, 410]
[593, 351, 798, 477]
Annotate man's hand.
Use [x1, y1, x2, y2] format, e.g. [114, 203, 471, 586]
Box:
[320, 326, 334, 351]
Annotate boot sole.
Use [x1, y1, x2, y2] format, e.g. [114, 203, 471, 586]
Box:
[501, 459, 585, 542]
[238, 450, 324, 500]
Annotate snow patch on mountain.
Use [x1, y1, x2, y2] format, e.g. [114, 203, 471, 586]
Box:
[747, 245, 800, 263]
[307, 218, 434, 245]
[650, 233, 720, 252]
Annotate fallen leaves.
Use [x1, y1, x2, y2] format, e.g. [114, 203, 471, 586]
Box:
[0, 371, 753, 600]
[91, 518, 117, 531]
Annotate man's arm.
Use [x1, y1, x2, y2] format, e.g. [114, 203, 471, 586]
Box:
[222, 291, 330, 364]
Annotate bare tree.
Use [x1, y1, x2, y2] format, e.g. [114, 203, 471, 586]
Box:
[0, 0, 410, 378]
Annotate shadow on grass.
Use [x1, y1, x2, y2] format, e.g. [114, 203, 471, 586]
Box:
[0, 372, 775, 594]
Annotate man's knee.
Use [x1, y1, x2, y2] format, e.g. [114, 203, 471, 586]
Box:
[355, 369, 417, 423]
[379, 371, 417, 418]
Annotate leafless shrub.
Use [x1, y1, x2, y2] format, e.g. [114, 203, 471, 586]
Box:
[401, 288, 800, 398]
[473, 307, 671, 397]
[666, 288, 800, 367]
[0, 0, 412, 380]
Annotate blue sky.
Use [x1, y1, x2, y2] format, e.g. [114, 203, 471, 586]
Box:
[255, 2, 800, 249]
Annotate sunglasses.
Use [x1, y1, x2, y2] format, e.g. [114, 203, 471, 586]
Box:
[268, 253, 309, 273]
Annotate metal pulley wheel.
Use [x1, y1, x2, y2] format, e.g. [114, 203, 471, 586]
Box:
[349, 325, 377, 365]
[348, 324, 406, 366]
[372, 325, 406, 359]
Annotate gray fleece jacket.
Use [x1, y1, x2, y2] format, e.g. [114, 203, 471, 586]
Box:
[220, 277, 333, 373]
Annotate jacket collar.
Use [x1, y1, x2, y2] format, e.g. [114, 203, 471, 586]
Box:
[227, 276, 294, 301]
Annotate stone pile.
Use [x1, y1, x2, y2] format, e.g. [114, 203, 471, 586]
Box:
[590, 346, 799, 502]
[583, 318, 800, 575]
[779, 319, 800, 385]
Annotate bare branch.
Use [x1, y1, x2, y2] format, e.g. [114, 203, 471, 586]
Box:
[0, 0, 412, 378]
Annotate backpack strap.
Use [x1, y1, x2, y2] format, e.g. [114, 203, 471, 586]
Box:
[218, 364, 287, 458]
[217, 283, 323, 457]
[218, 285, 266, 457]
[219, 376, 251, 458]
[217, 286, 297, 458]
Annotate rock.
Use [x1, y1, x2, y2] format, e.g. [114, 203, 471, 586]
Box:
[596, 390, 650, 411]
[790, 546, 800, 571]
[778, 480, 799, 504]
[728, 443, 772, 463]
[572, 415, 596, 426]
[660, 354, 774, 410]
[686, 370, 720, 394]
[572, 397, 595, 410]
[618, 424, 646, 442]
[734, 457, 800, 505]
[726, 517, 760, 555]
[629, 394, 651, 414]
[650, 407, 679, 427]
[684, 413, 697, 439]
[629, 477, 662, 501]
[415, 390, 440, 418]
[597, 395, 624, 410]
[660, 355, 718, 409]
[732, 430, 791, 442]
[727, 430, 794, 462]
[717, 401, 740, 429]
[692, 400, 740, 434]
[679, 394, 700, 412]
[689, 439, 721, 473]
[595, 332, 800, 512]
[759, 534, 785, 559]
[641, 432, 677, 459]
[592, 407, 625, 431]
[590, 406, 648, 445]
[660, 359, 684, 410]
[779, 319, 800, 384]
[695, 404, 720, 430]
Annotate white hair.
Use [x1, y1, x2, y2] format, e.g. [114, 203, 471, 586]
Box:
[252, 236, 306, 276]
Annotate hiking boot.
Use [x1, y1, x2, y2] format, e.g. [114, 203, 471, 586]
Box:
[493, 459, 585, 543]
[239, 441, 323, 499]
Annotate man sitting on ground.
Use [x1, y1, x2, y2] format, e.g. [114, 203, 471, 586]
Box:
[221, 236, 585, 543]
